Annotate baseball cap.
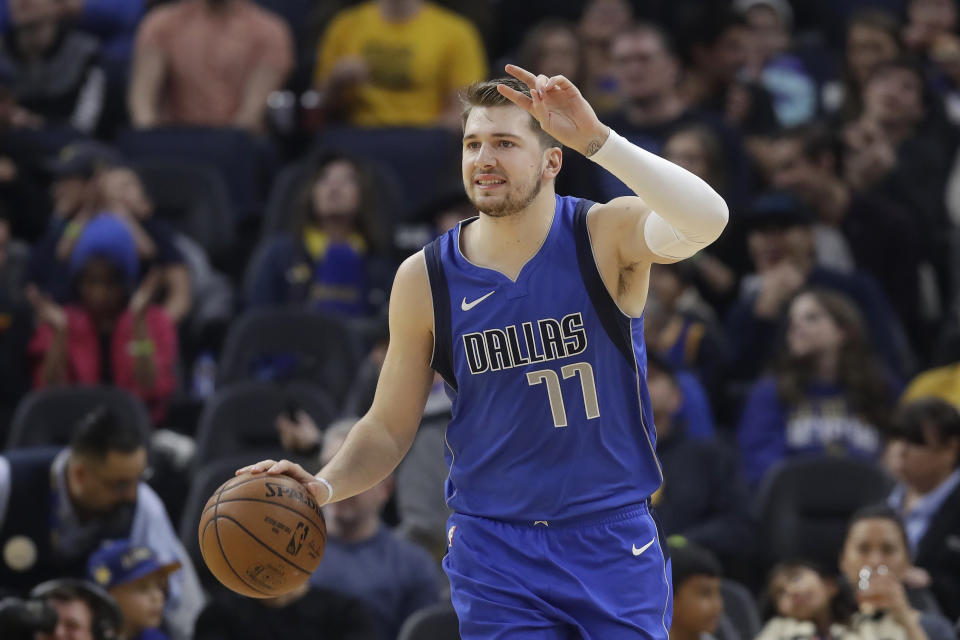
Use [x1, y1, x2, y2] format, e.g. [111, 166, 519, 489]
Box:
[743, 190, 813, 230]
[47, 141, 121, 179]
[87, 540, 181, 591]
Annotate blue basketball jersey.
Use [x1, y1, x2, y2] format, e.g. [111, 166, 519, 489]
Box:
[425, 195, 663, 522]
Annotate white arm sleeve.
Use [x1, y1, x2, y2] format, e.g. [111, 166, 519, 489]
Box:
[588, 129, 729, 259]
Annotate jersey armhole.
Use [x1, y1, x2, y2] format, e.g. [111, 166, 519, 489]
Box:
[423, 240, 458, 391]
[572, 199, 636, 367]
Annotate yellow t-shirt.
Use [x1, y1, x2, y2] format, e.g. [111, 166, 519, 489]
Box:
[315, 2, 488, 126]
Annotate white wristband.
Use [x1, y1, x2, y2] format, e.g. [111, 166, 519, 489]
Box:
[314, 476, 334, 504]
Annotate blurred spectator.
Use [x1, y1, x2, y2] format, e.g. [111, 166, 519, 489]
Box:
[518, 19, 583, 83]
[129, 0, 294, 133]
[23, 141, 118, 303]
[0, 208, 30, 439]
[756, 560, 859, 640]
[274, 408, 321, 457]
[838, 506, 955, 639]
[902, 355, 960, 406]
[668, 538, 724, 640]
[842, 58, 956, 295]
[309, 419, 440, 640]
[681, 7, 779, 137]
[26, 216, 178, 424]
[885, 399, 960, 620]
[648, 355, 754, 562]
[903, 0, 958, 59]
[311, 0, 487, 129]
[661, 125, 741, 305]
[0, 578, 123, 640]
[246, 154, 391, 317]
[768, 125, 922, 345]
[87, 540, 181, 640]
[602, 25, 752, 209]
[646, 262, 728, 396]
[735, 0, 818, 127]
[0, 0, 105, 134]
[194, 580, 377, 640]
[725, 191, 908, 382]
[822, 10, 904, 121]
[578, 0, 633, 114]
[737, 289, 896, 487]
[0, 407, 204, 639]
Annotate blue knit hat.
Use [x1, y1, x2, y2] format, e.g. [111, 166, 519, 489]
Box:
[69, 215, 139, 289]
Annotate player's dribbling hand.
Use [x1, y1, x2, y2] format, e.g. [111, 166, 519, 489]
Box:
[235, 459, 332, 505]
[498, 64, 609, 157]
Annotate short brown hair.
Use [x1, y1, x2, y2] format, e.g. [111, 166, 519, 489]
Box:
[460, 77, 561, 150]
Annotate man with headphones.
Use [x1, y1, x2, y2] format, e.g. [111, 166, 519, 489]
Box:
[0, 578, 122, 640]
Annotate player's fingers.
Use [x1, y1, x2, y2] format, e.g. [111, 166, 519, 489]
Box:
[496, 84, 533, 111]
[504, 63, 538, 89]
[236, 459, 277, 475]
[545, 75, 571, 91]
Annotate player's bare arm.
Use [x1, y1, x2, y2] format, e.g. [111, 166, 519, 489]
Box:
[499, 64, 728, 314]
[237, 251, 436, 504]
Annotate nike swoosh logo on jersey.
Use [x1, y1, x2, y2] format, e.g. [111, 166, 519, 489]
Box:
[461, 291, 495, 311]
[632, 538, 656, 556]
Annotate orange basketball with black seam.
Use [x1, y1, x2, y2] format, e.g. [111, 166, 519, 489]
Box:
[198, 473, 326, 598]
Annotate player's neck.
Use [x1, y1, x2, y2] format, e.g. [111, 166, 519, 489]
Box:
[466, 187, 557, 282]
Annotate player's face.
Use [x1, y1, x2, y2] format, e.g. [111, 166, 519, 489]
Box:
[462, 106, 549, 218]
[673, 575, 722, 635]
[787, 293, 845, 359]
[840, 519, 911, 583]
[769, 566, 836, 623]
[611, 32, 677, 102]
[36, 598, 94, 640]
[110, 573, 167, 634]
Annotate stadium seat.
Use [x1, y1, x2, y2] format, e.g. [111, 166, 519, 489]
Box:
[115, 126, 276, 219]
[6, 387, 151, 450]
[192, 380, 338, 468]
[397, 602, 460, 640]
[132, 159, 236, 258]
[316, 127, 461, 221]
[216, 309, 362, 402]
[755, 456, 894, 568]
[720, 579, 762, 640]
[177, 451, 315, 590]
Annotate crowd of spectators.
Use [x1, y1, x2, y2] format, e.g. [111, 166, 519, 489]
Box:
[1, 0, 960, 638]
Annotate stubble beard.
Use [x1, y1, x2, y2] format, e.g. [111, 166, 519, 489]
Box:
[467, 169, 544, 218]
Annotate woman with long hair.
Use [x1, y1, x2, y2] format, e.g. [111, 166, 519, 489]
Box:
[737, 288, 896, 486]
[246, 152, 391, 317]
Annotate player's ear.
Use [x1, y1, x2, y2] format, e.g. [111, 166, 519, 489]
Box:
[543, 146, 563, 180]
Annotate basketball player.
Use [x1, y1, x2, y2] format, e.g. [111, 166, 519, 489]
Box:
[238, 64, 728, 638]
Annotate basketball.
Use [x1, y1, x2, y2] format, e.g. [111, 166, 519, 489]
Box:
[198, 472, 327, 598]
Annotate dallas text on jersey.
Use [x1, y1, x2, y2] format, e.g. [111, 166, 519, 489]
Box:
[462, 312, 588, 375]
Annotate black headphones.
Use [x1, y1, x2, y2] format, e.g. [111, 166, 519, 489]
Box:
[30, 579, 123, 640]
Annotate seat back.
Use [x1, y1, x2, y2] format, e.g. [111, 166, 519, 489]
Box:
[7, 387, 151, 449]
[397, 602, 460, 640]
[192, 380, 338, 467]
[133, 159, 236, 256]
[216, 309, 362, 402]
[720, 579, 762, 640]
[756, 456, 893, 567]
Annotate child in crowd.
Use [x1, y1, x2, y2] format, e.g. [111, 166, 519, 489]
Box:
[758, 560, 858, 640]
[87, 540, 181, 640]
[669, 537, 725, 640]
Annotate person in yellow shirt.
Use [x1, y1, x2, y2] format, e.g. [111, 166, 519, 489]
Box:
[314, 0, 488, 128]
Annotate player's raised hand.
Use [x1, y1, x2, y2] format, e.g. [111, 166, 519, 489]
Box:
[498, 64, 610, 157]
[236, 459, 332, 505]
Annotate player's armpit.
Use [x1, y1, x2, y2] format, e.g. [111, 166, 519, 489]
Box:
[587, 197, 668, 268]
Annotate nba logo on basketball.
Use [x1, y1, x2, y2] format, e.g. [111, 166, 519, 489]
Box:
[286, 522, 309, 556]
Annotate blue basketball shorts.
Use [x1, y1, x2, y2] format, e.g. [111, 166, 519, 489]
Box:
[442, 502, 673, 640]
